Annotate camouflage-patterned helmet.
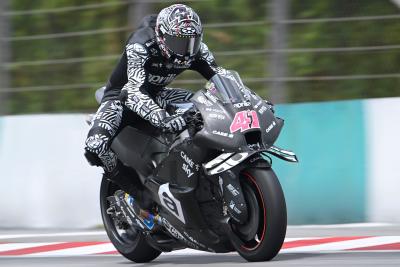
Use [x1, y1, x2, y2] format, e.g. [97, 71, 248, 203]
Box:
[155, 4, 203, 64]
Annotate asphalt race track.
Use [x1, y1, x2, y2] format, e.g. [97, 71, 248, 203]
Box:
[0, 224, 399, 267]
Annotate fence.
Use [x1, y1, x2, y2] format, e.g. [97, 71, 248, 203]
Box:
[1, 0, 400, 114]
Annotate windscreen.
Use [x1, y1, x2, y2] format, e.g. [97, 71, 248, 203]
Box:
[205, 71, 251, 104]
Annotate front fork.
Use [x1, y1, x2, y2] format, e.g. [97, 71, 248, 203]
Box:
[219, 170, 248, 224]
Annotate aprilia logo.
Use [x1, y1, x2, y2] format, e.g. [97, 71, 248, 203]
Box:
[158, 183, 185, 223]
[148, 73, 176, 85]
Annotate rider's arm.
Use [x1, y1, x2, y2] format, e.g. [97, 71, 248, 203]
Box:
[190, 43, 228, 80]
[121, 43, 166, 127]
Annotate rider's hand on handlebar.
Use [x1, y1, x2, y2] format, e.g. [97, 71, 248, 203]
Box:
[161, 114, 187, 133]
[182, 107, 203, 131]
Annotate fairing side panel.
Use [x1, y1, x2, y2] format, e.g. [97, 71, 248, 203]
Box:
[111, 126, 169, 176]
[192, 90, 283, 152]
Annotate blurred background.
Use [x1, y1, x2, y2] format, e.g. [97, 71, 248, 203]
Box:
[0, 0, 399, 228]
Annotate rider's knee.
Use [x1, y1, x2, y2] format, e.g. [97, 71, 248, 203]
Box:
[85, 126, 111, 155]
[84, 149, 103, 167]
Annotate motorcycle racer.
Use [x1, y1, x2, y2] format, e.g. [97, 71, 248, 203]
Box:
[84, 4, 227, 195]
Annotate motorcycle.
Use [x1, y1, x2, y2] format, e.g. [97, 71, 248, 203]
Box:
[91, 70, 298, 262]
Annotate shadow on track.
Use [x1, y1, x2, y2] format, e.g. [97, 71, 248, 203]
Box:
[119, 253, 320, 266]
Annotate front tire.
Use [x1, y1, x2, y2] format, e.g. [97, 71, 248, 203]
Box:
[233, 168, 287, 262]
[100, 176, 161, 263]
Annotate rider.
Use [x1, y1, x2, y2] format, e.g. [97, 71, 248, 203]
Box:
[84, 4, 227, 195]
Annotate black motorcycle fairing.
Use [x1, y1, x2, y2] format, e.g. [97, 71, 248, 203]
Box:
[144, 177, 232, 252]
[154, 139, 204, 186]
[110, 111, 169, 177]
[106, 103, 234, 252]
[103, 70, 297, 257]
[191, 78, 283, 152]
[142, 139, 236, 252]
[191, 90, 246, 152]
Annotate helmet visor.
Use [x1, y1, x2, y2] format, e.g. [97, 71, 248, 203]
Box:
[164, 34, 202, 57]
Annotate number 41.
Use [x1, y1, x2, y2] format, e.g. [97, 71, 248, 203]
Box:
[230, 110, 260, 133]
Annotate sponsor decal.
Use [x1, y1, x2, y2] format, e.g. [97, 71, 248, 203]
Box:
[183, 231, 206, 249]
[175, 108, 187, 115]
[172, 62, 190, 69]
[241, 90, 251, 100]
[172, 57, 192, 67]
[145, 40, 156, 47]
[259, 105, 268, 114]
[148, 73, 176, 85]
[149, 48, 159, 56]
[204, 91, 219, 103]
[212, 130, 234, 139]
[254, 100, 263, 109]
[233, 102, 251, 109]
[180, 151, 199, 178]
[230, 110, 260, 133]
[226, 184, 240, 197]
[197, 95, 213, 107]
[151, 62, 163, 68]
[133, 43, 147, 54]
[208, 113, 225, 120]
[162, 218, 200, 249]
[205, 107, 224, 113]
[251, 92, 259, 100]
[180, 151, 200, 171]
[266, 120, 276, 133]
[182, 164, 194, 178]
[158, 184, 186, 223]
[229, 200, 242, 215]
[181, 26, 196, 34]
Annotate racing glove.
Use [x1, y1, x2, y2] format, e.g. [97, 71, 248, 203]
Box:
[160, 114, 187, 133]
[182, 107, 203, 131]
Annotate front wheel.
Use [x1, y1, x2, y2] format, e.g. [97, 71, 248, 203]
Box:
[100, 176, 161, 263]
[232, 168, 287, 262]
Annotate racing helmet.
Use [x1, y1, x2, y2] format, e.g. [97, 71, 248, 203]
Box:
[155, 4, 203, 65]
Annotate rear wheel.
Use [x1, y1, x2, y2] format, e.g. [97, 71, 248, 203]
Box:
[232, 168, 287, 262]
[100, 176, 161, 263]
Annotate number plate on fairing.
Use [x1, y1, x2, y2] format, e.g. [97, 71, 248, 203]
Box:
[230, 110, 260, 133]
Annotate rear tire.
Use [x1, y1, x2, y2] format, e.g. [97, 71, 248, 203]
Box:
[100, 176, 161, 263]
[233, 168, 287, 262]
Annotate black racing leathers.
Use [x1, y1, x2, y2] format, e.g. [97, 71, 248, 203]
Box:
[85, 15, 225, 172]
